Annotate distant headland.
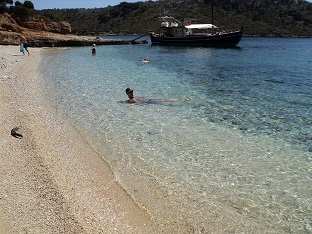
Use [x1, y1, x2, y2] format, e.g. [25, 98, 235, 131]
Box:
[0, 10, 147, 47]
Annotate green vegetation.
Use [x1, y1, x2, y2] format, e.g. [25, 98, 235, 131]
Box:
[2, 0, 312, 37]
[39, 0, 312, 37]
[1, 0, 35, 14]
[0, 0, 13, 7]
[0, 0, 13, 12]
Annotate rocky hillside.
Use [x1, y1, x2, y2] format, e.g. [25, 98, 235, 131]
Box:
[41, 0, 312, 37]
[0, 12, 146, 46]
[0, 12, 71, 45]
[11, 13, 71, 34]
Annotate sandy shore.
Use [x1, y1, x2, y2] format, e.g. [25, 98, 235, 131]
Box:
[0, 45, 159, 233]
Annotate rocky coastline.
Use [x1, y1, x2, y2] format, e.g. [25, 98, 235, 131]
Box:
[0, 12, 147, 47]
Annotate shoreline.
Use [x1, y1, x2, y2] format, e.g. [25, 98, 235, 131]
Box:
[0, 45, 158, 233]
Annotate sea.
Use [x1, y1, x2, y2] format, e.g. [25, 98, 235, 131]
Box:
[40, 36, 312, 233]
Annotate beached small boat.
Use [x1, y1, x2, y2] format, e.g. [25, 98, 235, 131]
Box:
[149, 16, 243, 47]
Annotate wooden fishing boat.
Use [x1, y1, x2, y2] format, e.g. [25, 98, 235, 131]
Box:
[149, 0, 243, 47]
[149, 16, 243, 47]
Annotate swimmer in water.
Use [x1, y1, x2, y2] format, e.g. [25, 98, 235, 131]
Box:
[125, 88, 190, 104]
[140, 58, 149, 63]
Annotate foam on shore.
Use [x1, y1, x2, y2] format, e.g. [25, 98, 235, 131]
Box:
[0, 45, 158, 233]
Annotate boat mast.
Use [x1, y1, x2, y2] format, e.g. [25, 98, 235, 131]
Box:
[211, 0, 214, 26]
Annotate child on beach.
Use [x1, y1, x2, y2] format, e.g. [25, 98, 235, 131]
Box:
[20, 43, 25, 55]
[19, 35, 29, 56]
[23, 41, 30, 56]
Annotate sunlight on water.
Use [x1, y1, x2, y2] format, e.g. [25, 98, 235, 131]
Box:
[40, 38, 312, 233]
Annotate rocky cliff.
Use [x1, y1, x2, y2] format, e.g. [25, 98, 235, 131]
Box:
[13, 14, 71, 34]
[0, 12, 71, 45]
[0, 12, 146, 46]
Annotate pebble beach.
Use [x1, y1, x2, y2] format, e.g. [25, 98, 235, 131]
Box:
[2, 39, 311, 233]
[0, 45, 159, 233]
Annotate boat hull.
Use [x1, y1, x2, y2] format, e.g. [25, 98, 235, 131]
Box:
[150, 30, 243, 47]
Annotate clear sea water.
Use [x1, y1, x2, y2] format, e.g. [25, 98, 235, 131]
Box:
[40, 37, 311, 233]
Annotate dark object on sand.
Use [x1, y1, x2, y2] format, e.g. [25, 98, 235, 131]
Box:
[11, 127, 23, 139]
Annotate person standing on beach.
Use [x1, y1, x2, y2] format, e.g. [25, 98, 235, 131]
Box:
[91, 44, 96, 55]
[23, 40, 30, 56]
[19, 35, 29, 56]
[20, 42, 25, 55]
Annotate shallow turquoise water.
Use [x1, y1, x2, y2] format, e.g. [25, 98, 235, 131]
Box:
[40, 37, 312, 233]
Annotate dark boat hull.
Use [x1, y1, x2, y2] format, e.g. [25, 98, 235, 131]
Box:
[150, 30, 243, 47]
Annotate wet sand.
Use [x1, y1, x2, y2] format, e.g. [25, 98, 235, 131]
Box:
[0, 45, 159, 233]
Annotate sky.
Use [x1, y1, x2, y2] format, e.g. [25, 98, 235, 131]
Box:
[30, 0, 146, 10]
[25, 0, 312, 10]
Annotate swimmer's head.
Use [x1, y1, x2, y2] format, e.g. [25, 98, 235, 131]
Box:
[125, 88, 134, 99]
[125, 88, 133, 93]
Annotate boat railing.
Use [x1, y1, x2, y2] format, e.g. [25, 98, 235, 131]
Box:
[159, 16, 182, 27]
[161, 22, 169, 27]
[160, 21, 179, 28]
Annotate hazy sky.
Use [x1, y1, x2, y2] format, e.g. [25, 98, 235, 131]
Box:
[27, 0, 312, 10]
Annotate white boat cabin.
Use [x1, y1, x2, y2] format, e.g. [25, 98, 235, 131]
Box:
[158, 16, 220, 37]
